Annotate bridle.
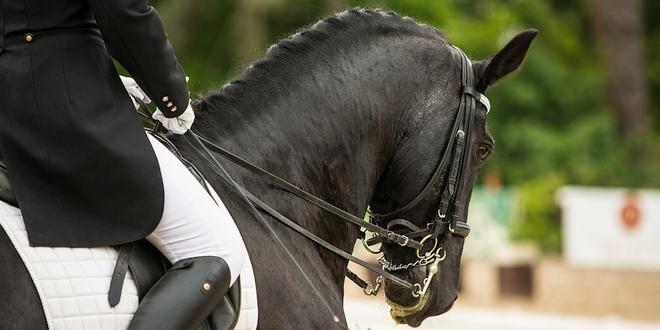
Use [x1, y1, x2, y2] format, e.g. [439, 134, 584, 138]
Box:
[137, 45, 489, 304]
[362, 45, 488, 300]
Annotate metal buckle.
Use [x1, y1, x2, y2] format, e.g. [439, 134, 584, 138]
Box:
[397, 235, 410, 247]
[386, 232, 411, 247]
[364, 275, 382, 296]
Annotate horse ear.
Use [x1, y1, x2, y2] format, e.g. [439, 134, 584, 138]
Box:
[474, 29, 538, 92]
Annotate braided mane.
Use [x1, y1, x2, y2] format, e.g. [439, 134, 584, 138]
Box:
[196, 8, 447, 114]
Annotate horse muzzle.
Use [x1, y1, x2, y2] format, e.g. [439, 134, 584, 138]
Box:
[387, 290, 456, 327]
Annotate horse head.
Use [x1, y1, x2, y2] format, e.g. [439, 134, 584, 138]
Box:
[369, 29, 537, 327]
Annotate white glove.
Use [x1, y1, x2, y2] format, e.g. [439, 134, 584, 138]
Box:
[120, 75, 151, 109]
[152, 101, 195, 135]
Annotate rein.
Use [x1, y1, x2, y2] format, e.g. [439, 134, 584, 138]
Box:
[186, 133, 422, 249]
[136, 45, 487, 305]
[184, 131, 416, 290]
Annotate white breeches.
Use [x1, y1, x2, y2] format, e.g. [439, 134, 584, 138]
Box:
[144, 132, 247, 284]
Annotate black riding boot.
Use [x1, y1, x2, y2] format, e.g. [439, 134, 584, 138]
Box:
[128, 256, 232, 330]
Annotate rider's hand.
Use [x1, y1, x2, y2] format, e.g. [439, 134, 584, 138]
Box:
[119, 75, 151, 109]
[152, 101, 195, 135]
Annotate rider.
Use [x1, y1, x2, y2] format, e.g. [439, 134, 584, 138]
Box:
[0, 0, 247, 329]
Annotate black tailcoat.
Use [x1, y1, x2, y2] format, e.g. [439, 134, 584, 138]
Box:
[0, 0, 189, 247]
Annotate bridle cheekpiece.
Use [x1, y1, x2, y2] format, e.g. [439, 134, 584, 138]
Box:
[363, 45, 489, 302]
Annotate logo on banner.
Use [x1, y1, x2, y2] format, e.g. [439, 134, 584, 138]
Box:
[620, 191, 641, 231]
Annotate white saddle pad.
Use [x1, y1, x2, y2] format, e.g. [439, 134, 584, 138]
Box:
[0, 199, 258, 330]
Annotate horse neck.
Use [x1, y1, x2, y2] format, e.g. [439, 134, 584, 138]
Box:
[194, 32, 448, 283]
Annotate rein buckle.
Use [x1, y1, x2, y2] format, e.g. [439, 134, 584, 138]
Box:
[364, 275, 383, 296]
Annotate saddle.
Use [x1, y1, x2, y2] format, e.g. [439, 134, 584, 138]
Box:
[0, 140, 241, 330]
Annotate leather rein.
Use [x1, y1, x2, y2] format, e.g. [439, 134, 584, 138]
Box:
[137, 45, 488, 299]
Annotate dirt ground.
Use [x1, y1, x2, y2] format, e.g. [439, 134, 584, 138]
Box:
[344, 258, 660, 328]
[343, 297, 660, 330]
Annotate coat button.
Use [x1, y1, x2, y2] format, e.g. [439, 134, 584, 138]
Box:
[166, 102, 173, 108]
[162, 96, 170, 102]
[170, 106, 177, 112]
[25, 33, 34, 42]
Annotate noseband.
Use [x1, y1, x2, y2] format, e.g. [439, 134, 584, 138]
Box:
[365, 45, 488, 298]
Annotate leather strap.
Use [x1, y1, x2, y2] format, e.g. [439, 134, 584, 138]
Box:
[186, 137, 415, 290]
[108, 243, 132, 307]
[387, 219, 423, 232]
[191, 133, 423, 250]
[364, 227, 429, 246]
[447, 46, 476, 236]
[362, 219, 429, 246]
[345, 269, 369, 290]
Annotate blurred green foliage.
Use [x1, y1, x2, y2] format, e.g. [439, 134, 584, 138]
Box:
[512, 175, 564, 253]
[150, 0, 659, 253]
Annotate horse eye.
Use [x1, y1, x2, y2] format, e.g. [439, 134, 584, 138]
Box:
[478, 146, 490, 161]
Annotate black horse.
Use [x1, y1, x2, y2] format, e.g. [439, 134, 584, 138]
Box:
[0, 9, 536, 329]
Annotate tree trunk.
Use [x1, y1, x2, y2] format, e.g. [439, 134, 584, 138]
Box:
[593, 0, 648, 137]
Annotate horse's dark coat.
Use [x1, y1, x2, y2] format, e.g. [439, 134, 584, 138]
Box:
[0, 8, 536, 329]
